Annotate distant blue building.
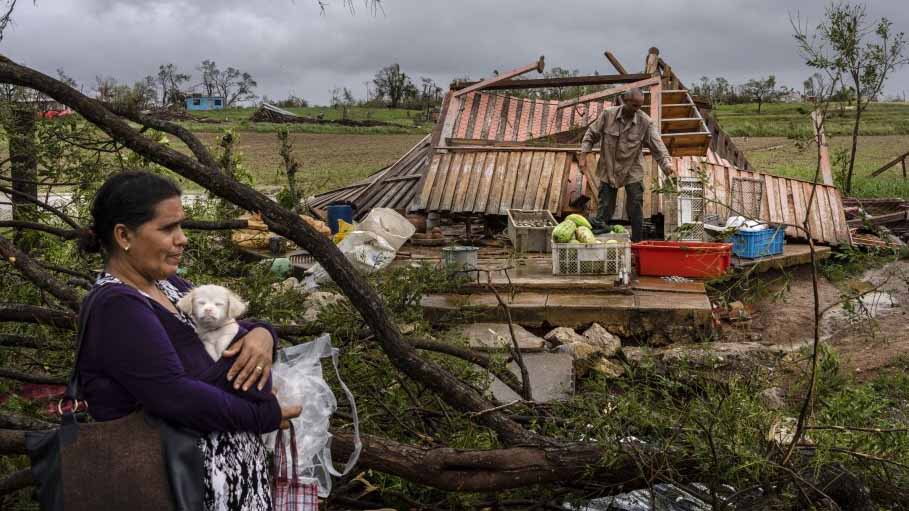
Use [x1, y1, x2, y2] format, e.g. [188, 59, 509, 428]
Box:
[186, 94, 224, 111]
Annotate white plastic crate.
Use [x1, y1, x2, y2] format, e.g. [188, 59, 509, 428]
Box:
[506, 209, 558, 253]
[552, 239, 631, 276]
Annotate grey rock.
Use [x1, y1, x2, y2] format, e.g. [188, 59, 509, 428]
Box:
[544, 327, 586, 347]
[458, 323, 545, 352]
[591, 358, 625, 378]
[489, 352, 574, 403]
[582, 323, 622, 357]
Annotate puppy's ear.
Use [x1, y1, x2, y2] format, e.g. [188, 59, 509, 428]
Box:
[176, 289, 195, 316]
[226, 289, 247, 318]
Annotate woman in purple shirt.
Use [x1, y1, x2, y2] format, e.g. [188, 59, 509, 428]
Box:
[76, 171, 301, 511]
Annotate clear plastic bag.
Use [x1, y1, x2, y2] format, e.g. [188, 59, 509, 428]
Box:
[267, 334, 361, 497]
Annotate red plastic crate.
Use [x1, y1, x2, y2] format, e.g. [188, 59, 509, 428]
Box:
[632, 241, 732, 279]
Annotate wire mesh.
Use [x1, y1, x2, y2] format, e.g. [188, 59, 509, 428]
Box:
[731, 177, 763, 220]
[676, 177, 705, 241]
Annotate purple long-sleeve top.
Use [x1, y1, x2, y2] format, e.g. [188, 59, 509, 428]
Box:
[77, 274, 282, 434]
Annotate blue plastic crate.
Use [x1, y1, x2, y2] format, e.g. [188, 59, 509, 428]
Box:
[731, 225, 785, 259]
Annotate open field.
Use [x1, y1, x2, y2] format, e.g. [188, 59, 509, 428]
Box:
[173, 132, 426, 192]
[183, 106, 432, 135]
[714, 102, 909, 137]
[734, 135, 909, 198]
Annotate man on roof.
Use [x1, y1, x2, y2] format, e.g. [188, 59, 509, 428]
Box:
[579, 88, 674, 242]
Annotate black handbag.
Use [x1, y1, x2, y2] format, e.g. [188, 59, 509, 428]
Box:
[25, 289, 205, 511]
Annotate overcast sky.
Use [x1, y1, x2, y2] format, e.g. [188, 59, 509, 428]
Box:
[2, 0, 908, 105]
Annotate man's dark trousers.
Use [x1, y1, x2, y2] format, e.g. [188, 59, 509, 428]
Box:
[592, 181, 644, 242]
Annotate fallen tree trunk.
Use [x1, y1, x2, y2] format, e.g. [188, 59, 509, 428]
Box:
[0, 53, 538, 446]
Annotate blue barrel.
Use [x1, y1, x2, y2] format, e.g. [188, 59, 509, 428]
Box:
[326, 204, 354, 234]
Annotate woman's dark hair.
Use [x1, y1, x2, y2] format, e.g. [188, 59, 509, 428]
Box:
[78, 171, 182, 254]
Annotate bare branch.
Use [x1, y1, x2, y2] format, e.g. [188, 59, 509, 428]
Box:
[0, 367, 67, 385]
[0, 232, 82, 311]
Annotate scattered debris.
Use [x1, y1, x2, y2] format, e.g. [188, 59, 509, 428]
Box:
[301, 291, 344, 322]
[759, 387, 786, 410]
[250, 103, 395, 127]
[569, 483, 723, 511]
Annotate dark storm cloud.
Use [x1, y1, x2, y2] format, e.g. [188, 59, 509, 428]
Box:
[2, 0, 907, 104]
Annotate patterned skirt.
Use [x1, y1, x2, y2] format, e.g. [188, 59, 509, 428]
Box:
[199, 431, 273, 511]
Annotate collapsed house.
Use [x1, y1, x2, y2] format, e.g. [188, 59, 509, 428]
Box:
[310, 48, 851, 246]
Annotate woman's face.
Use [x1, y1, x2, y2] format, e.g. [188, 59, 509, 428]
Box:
[117, 196, 188, 280]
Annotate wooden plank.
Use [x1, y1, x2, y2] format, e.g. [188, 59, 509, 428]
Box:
[661, 104, 694, 118]
[763, 174, 780, 224]
[662, 118, 703, 132]
[455, 94, 476, 139]
[790, 177, 807, 233]
[470, 93, 490, 140]
[441, 152, 468, 211]
[432, 92, 454, 148]
[534, 152, 556, 210]
[486, 152, 507, 215]
[428, 152, 453, 211]
[547, 153, 568, 212]
[814, 182, 833, 243]
[505, 99, 522, 142]
[802, 182, 822, 242]
[604, 51, 628, 74]
[516, 99, 532, 141]
[811, 111, 834, 186]
[531, 99, 545, 139]
[486, 95, 505, 141]
[442, 153, 476, 211]
[499, 152, 521, 214]
[522, 152, 545, 210]
[415, 152, 442, 210]
[474, 150, 497, 213]
[459, 152, 486, 212]
[510, 152, 534, 211]
[452, 56, 545, 98]
[452, 72, 653, 91]
[496, 97, 512, 141]
[781, 180, 798, 237]
[557, 76, 660, 108]
[559, 105, 571, 132]
[827, 187, 849, 242]
[774, 177, 791, 231]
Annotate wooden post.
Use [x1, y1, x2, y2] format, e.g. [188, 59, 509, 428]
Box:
[644, 47, 660, 75]
[811, 110, 834, 186]
[604, 51, 628, 74]
[902, 157, 907, 181]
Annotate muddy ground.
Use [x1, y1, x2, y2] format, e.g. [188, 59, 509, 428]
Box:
[718, 258, 909, 381]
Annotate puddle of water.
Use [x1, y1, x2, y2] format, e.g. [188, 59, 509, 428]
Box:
[821, 290, 898, 334]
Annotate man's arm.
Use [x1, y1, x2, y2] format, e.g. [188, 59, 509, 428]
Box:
[580, 111, 606, 155]
[645, 121, 675, 177]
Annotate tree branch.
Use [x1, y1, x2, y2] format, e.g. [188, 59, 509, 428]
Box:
[0, 233, 82, 311]
[0, 220, 79, 239]
[0, 367, 67, 385]
[0, 53, 537, 445]
[0, 333, 57, 350]
[0, 304, 75, 329]
[107, 105, 219, 169]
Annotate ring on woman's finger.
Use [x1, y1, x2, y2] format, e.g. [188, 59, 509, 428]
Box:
[255, 365, 264, 372]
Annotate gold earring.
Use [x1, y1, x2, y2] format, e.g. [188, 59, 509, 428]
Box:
[125, 245, 130, 252]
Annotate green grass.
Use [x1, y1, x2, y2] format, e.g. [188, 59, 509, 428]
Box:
[186, 106, 432, 135]
[735, 135, 909, 198]
[715, 102, 909, 138]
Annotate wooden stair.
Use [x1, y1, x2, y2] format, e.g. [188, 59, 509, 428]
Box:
[643, 89, 712, 157]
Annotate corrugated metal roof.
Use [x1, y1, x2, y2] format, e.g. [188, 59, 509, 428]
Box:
[308, 135, 431, 219]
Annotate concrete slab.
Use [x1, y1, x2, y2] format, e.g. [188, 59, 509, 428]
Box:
[458, 323, 545, 352]
[489, 352, 574, 403]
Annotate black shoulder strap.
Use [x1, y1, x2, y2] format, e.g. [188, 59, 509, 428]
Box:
[64, 287, 103, 402]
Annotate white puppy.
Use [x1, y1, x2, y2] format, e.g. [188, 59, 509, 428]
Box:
[177, 284, 247, 361]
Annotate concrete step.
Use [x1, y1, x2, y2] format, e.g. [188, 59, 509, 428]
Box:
[489, 352, 574, 403]
[422, 289, 714, 342]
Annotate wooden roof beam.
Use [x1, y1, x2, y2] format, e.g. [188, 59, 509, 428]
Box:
[557, 76, 660, 108]
[450, 73, 652, 91]
[452, 56, 545, 98]
[604, 51, 628, 74]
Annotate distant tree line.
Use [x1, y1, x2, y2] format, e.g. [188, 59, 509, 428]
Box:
[55, 60, 259, 111]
